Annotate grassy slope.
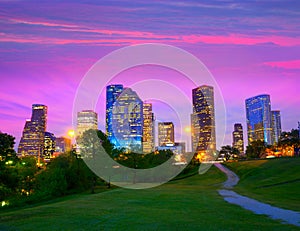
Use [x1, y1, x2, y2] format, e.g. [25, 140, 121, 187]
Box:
[226, 157, 300, 211]
[1, 165, 299, 231]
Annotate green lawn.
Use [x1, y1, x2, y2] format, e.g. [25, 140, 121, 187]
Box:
[1, 165, 299, 231]
[226, 157, 300, 211]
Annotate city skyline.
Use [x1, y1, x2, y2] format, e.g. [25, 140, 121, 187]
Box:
[1, 1, 299, 150]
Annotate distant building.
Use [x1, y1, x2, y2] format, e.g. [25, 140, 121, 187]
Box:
[232, 123, 244, 154]
[191, 85, 216, 153]
[111, 88, 143, 152]
[245, 94, 272, 145]
[18, 104, 48, 157]
[55, 136, 71, 153]
[271, 111, 282, 144]
[106, 84, 124, 141]
[43, 132, 56, 160]
[143, 102, 155, 153]
[157, 142, 185, 155]
[158, 122, 174, 146]
[77, 110, 98, 136]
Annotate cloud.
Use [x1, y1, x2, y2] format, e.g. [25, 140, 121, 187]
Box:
[263, 60, 300, 69]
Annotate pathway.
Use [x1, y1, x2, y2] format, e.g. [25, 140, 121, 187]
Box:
[214, 163, 300, 227]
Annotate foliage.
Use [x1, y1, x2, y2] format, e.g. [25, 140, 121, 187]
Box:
[0, 132, 17, 162]
[245, 140, 267, 159]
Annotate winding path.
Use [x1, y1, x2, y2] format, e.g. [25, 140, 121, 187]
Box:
[214, 163, 300, 227]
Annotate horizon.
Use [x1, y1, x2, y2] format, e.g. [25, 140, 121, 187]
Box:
[0, 1, 299, 151]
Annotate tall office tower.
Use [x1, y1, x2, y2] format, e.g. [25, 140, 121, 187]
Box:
[143, 102, 155, 153]
[191, 85, 216, 153]
[158, 122, 174, 146]
[111, 88, 143, 152]
[106, 84, 124, 141]
[18, 104, 48, 157]
[232, 123, 244, 154]
[271, 110, 282, 144]
[245, 94, 273, 145]
[43, 132, 56, 160]
[77, 110, 98, 136]
[55, 136, 72, 153]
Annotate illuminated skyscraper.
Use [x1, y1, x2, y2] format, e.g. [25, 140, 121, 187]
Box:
[143, 102, 155, 153]
[43, 132, 56, 160]
[158, 122, 174, 146]
[18, 104, 48, 157]
[191, 85, 216, 153]
[232, 123, 244, 153]
[106, 84, 123, 141]
[271, 110, 281, 144]
[111, 88, 143, 152]
[77, 110, 98, 136]
[55, 136, 72, 153]
[245, 94, 272, 145]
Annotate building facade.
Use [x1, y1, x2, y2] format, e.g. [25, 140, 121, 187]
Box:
[191, 85, 216, 153]
[43, 132, 56, 160]
[18, 104, 48, 157]
[158, 122, 174, 146]
[106, 84, 124, 141]
[77, 110, 98, 136]
[232, 123, 244, 154]
[245, 94, 272, 145]
[142, 102, 155, 153]
[271, 110, 282, 144]
[111, 88, 143, 152]
[55, 136, 72, 153]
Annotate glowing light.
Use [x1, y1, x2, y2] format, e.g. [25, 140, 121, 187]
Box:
[68, 129, 75, 138]
[184, 126, 191, 133]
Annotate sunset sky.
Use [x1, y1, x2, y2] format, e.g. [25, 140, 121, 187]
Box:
[0, 0, 299, 150]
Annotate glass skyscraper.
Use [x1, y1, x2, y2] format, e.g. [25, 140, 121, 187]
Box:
[77, 110, 98, 136]
[271, 110, 282, 144]
[106, 84, 124, 141]
[18, 104, 48, 157]
[111, 88, 143, 152]
[245, 94, 272, 145]
[191, 85, 216, 153]
[158, 122, 174, 146]
[143, 102, 155, 153]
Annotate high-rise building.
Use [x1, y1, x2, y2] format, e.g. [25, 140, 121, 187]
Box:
[18, 104, 48, 157]
[232, 123, 244, 153]
[43, 132, 56, 160]
[245, 94, 272, 145]
[55, 136, 72, 153]
[191, 85, 216, 153]
[143, 102, 155, 153]
[271, 110, 282, 144]
[106, 84, 124, 141]
[77, 110, 98, 136]
[158, 122, 174, 146]
[111, 88, 143, 152]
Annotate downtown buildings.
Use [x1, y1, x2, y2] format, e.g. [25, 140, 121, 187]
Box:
[18, 104, 48, 157]
[77, 110, 98, 136]
[245, 94, 281, 145]
[191, 85, 216, 155]
[143, 103, 155, 153]
[232, 123, 244, 154]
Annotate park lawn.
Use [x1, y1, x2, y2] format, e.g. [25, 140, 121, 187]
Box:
[0, 165, 299, 231]
[226, 157, 300, 211]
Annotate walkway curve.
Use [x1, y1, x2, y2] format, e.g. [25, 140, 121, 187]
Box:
[214, 163, 300, 227]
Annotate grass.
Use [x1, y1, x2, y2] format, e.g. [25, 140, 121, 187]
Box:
[1, 165, 299, 231]
[226, 157, 300, 211]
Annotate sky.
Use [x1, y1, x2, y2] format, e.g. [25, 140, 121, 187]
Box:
[0, 0, 299, 151]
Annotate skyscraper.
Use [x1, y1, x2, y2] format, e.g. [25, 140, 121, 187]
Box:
[143, 102, 155, 153]
[271, 110, 282, 144]
[55, 136, 72, 153]
[245, 94, 272, 145]
[158, 122, 174, 146]
[106, 84, 123, 141]
[111, 88, 143, 152]
[191, 85, 216, 153]
[232, 123, 244, 154]
[18, 104, 47, 157]
[77, 110, 98, 136]
[43, 132, 56, 160]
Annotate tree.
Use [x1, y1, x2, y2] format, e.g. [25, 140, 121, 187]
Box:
[0, 132, 17, 162]
[246, 140, 267, 159]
